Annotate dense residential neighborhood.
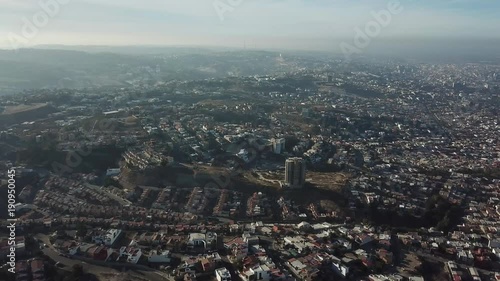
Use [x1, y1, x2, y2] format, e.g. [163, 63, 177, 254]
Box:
[1, 49, 499, 281]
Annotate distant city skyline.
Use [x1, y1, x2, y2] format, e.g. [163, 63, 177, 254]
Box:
[0, 0, 499, 51]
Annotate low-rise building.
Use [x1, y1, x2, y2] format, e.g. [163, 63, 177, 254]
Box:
[215, 267, 231, 281]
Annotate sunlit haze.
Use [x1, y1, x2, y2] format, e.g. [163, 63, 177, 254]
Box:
[1, 0, 499, 51]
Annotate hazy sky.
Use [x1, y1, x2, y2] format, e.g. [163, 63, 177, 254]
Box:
[1, 0, 499, 51]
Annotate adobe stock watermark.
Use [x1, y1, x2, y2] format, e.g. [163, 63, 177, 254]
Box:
[7, 0, 70, 49]
[340, 0, 404, 61]
[213, 0, 244, 21]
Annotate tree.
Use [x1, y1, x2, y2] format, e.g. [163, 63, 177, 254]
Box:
[56, 229, 67, 238]
[234, 260, 244, 271]
[284, 136, 300, 152]
[104, 177, 122, 188]
[76, 223, 87, 238]
[71, 264, 84, 277]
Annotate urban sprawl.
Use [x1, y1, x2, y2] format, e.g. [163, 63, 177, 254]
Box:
[1, 54, 499, 281]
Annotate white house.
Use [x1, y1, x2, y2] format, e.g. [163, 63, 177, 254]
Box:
[242, 233, 259, 246]
[297, 221, 311, 230]
[187, 232, 218, 251]
[118, 247, 142, 264]
[92, 229, 122, 247]
[240, 264, 271, 281]
[215, 267, 232, 281]
[283, 236, 315, 253]
[106, 168, 121, 177]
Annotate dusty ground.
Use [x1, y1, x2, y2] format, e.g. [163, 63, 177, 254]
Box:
[173, 164, 351, 216]
[242, 171, 281, 189]
[241, 170, 350, 191]
[307, 172, 350, 191]
[397, 252, 422, 277]
[237, 169, 350, 214]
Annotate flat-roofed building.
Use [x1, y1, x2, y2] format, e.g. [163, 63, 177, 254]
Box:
[215, 267, 231, 281]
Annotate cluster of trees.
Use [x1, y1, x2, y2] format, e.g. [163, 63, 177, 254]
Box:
[423, 195, 463, 233]
[103, 177, 122, 189]
[362, 194, 463, 233]
[207, 111, 268, 127]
